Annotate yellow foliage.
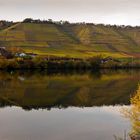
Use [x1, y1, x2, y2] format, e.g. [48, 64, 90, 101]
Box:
[130, 85, 140, 135]
[122, 84, 140, 137]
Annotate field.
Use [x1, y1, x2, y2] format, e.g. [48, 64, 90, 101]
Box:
[0, 22, 140, 58]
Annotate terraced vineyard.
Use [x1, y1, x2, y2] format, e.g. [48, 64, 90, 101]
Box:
[0, 22, 140, 58]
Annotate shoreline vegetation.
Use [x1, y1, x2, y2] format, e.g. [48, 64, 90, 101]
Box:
[0, 55, 140, 70]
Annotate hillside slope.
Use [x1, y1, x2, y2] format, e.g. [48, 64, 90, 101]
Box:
[0, 22, 140, 58]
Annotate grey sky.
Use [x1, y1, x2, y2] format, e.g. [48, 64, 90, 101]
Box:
[0, 0, 140, 25]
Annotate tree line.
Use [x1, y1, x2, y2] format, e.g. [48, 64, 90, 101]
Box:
[0, 56, 140, 70]
[22, 18, 140, 29]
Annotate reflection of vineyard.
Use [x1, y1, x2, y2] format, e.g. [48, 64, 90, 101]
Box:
[122, 85, 140, 140]
[0, 70, 139, 110]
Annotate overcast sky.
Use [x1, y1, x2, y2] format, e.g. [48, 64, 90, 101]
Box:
[0, 0, 140, 25]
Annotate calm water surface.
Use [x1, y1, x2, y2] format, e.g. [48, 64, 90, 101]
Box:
[0, 70, 139, 140]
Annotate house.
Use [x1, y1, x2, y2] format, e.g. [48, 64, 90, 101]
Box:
[15, 52, 37, 58]
[15, 53, 27, 57]
[101, 57, 120, 64]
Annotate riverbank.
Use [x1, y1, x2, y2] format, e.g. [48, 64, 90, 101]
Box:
[0, 56, 140, 70]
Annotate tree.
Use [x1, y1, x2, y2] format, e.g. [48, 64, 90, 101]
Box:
[122, 84, 140, 139]
[23, 18, 34, 23]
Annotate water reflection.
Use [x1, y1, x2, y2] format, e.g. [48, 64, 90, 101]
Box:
[0, 70, 139, 140]
[0, 70, 138, 110]
[0, 106, 130, 140]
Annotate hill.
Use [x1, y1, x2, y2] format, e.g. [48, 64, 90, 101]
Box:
[0, 20, 140, 58]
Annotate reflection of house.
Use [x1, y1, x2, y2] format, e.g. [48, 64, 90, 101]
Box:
[0, 47, 13, 59]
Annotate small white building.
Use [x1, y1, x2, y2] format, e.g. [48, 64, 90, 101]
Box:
[15, 53, 27, 57]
